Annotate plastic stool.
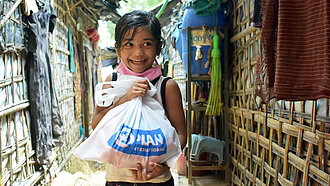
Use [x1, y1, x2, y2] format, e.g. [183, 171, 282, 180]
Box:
[190, 134, 225, 164]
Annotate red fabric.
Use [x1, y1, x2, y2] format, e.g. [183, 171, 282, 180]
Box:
[86, 28, 99, 43]
[86, 28, 97, 38]
[257, 0, 330, 102]
[255, 0, 277, 103]
[91, 34, 100, 42]
[274, 0, 330, 100]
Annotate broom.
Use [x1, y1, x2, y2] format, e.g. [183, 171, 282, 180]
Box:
[206, 32, 222, 116]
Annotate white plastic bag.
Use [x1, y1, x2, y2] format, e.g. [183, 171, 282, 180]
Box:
[73, 75, 181, 170]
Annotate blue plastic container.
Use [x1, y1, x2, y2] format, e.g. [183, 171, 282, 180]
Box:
[174, 18, 183, 60]
[181, 8, 226, 75]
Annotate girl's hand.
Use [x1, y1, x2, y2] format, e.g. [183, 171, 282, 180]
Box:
[129, 162, 170, 181]
[92, 79, 150, 129]
[123, 79, 150, 101]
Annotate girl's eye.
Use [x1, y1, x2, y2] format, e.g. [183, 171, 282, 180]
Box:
[125, 43, 133, 47]
[143, 42, 152, 47]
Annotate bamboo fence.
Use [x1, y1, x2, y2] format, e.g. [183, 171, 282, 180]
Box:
[228, 0, 330, 185]
[0, 0, 37, 185]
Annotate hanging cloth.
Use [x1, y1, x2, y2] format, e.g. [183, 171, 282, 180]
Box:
[190, 0, 221, 16]
[68, 28, 75, 72]
[255, 0, 277, 104]
[26, 2, 64, 167]
[252, 0, 262, 28]
[257, 0, 330, 102]
[73, 40, 82, 119]
[273, 0, 330, 100]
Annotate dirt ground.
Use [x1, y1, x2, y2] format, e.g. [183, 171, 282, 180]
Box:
[51, 155, 107, 186]
[51, 156, 228, 186]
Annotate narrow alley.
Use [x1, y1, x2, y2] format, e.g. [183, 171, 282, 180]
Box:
[1, 0, 329, 185]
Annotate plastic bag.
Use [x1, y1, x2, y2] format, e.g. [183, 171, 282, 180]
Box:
[73, 75, 181, 170]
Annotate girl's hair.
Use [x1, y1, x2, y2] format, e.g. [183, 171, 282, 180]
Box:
[115, 10, 164, 52]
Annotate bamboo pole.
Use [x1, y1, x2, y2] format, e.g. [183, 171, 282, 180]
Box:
[294, 101, 304, 185]
[230, 26, 258, 43]
[282, 102, 294, 178]
[0, 0, 22, 30]
[0, 101, 30, 117]
[267, 102, 275, 185]
[302, 101, 317, 185]
[58, 0, 83, 19]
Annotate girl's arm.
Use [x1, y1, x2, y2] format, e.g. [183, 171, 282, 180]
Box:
[165, 79, 187, 149]
[91, 75, 150, 130]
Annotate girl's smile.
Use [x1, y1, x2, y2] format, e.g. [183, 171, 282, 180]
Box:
[116, 27, 159, 73]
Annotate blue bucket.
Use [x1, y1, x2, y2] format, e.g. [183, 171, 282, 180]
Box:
[173, 18, 183, 60]
[181, 8, 226, 75]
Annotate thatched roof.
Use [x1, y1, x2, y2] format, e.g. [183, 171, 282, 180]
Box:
[150, 0, 180, 27]
[90, 0, 180, 24]
[70, 0, 180, 31]
[82, 0, 122, 22]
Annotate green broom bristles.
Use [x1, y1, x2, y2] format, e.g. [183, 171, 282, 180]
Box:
[206, 33, 222, 116]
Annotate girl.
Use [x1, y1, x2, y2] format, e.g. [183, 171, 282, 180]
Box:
[92, 10, 187, 186]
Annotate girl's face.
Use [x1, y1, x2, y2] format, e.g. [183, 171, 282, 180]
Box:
[115, 27, 159, 73]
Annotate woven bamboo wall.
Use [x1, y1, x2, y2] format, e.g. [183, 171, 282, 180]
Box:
[228, 0, 330, 185]
[40, 0, 93, 182]
[0, 0, 37, 185]
[40, 1, 82, 182]
[56, 0, 96, 137]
